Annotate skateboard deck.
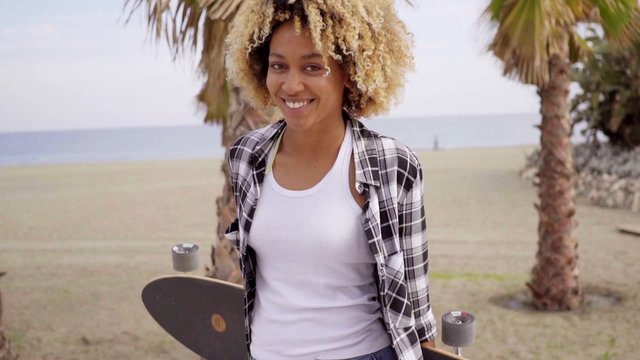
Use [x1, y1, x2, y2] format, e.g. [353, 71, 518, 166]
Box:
[142, 275, 466, 359]
[142, 275, 247, 360]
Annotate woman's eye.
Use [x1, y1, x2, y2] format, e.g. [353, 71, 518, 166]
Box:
[269, 63, 285, 71]
[305, 64, 322, 72]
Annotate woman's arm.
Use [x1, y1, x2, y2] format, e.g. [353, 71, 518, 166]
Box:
[398, 155, 438, 344]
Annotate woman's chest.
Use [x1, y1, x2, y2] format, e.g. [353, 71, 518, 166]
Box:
[249, 180, 373, 265]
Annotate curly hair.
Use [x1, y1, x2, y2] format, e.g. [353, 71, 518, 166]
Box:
[225, 0, 414, 119]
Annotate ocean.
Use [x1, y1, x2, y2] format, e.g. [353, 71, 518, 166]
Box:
[0, 113, 588, 167]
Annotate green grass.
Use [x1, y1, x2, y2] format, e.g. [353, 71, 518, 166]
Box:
[60, 287, 72, 299]
[546, 339, 563, 351]
[598, 337, 617, 360]
[6, 329, 26, 352]
[430, 271, 527, 282]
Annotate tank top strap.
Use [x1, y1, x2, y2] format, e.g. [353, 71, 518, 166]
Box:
[337, 121, 353, 180]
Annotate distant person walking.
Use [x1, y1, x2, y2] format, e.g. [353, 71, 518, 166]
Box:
[224, 1, 436, 359]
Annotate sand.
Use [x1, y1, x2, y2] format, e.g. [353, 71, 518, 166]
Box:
[1, 146, 639, 359]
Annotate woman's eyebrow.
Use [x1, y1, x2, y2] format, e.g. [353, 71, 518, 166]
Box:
[268, 52, 322, 60]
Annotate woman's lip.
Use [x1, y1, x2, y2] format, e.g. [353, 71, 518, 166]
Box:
[281, 98, 314, 103]
[281, 98, 314, 109]
[279, 99, 313, 117]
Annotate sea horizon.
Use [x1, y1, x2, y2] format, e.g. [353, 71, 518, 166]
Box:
[0, 112, 589, 167]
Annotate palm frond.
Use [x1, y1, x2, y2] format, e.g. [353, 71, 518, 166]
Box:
[568, 30, 592, 62]
[124, 0, 243, 124]
[481, 0, 640, 86]
[200, 0, 244, 20]
[198, 18, 231, 124]
[487, 0, 507, 21]
[484, 0, 555, 85]
[591, 0, 640, 48]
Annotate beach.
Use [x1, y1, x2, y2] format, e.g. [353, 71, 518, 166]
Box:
[1, 146, 639, 359]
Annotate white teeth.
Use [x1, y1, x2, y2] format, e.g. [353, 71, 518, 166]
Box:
[285, 100, 309, 109]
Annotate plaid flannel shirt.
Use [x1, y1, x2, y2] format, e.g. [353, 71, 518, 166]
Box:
[224, 117, 437, 360]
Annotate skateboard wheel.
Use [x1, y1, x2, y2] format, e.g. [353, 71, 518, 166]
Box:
[172, 243, 200, 273]
[442, 310, 476, 348]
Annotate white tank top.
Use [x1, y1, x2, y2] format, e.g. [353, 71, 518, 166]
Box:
[248, 122, 391, 360]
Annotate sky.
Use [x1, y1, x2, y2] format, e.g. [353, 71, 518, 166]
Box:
[0, 1, 540, 132]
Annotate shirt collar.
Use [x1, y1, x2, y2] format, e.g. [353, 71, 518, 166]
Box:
[248, 117, 381, 188]
[247, 120, 286, 168]
[350, 117, 380, 187]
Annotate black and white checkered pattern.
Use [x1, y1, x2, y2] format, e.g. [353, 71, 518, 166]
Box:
[225, 117, 436, 360]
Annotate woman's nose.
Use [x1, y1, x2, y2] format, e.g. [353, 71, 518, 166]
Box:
[282, 70, 304, 94]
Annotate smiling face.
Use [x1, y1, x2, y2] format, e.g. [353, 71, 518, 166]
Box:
[266, 20, 347, 131]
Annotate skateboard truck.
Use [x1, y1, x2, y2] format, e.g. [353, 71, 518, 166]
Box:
[441, 311, 476, 357]
[171, 243, 200, 273]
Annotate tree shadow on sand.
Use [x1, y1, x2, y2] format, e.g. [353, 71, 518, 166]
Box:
[491, 285, 625, 313]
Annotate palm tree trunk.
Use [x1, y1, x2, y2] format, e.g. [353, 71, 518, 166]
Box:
[527, 33, 583, 310]
[206, 88, 273, 284]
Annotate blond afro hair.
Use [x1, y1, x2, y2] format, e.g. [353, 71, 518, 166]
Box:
[225, 0, 414, 119]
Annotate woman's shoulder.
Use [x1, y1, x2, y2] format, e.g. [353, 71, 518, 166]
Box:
[229, 120, 285, 160]
[354, 119, 422, 171]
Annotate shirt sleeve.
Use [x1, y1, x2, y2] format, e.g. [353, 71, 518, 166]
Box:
[223, 145, 240, 249]
[398, 157, 437, 342]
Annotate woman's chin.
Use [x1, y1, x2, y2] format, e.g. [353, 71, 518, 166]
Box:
[283, 117, 313, 131]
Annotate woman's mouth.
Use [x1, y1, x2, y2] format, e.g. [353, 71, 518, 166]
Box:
[283, 99, 314, 109]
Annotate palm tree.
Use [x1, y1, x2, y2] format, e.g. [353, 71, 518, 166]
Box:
[483, 0, 640, 310]
[124, 0, 273, 283]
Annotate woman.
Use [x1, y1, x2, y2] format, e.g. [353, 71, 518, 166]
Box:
[224, 1, 436, 359]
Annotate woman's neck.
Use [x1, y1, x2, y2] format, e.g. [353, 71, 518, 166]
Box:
[280, 117, 347, 160]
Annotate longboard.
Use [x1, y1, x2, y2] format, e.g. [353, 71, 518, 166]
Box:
[142, 276, 246, 360]
[142, 275, 467, 360]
